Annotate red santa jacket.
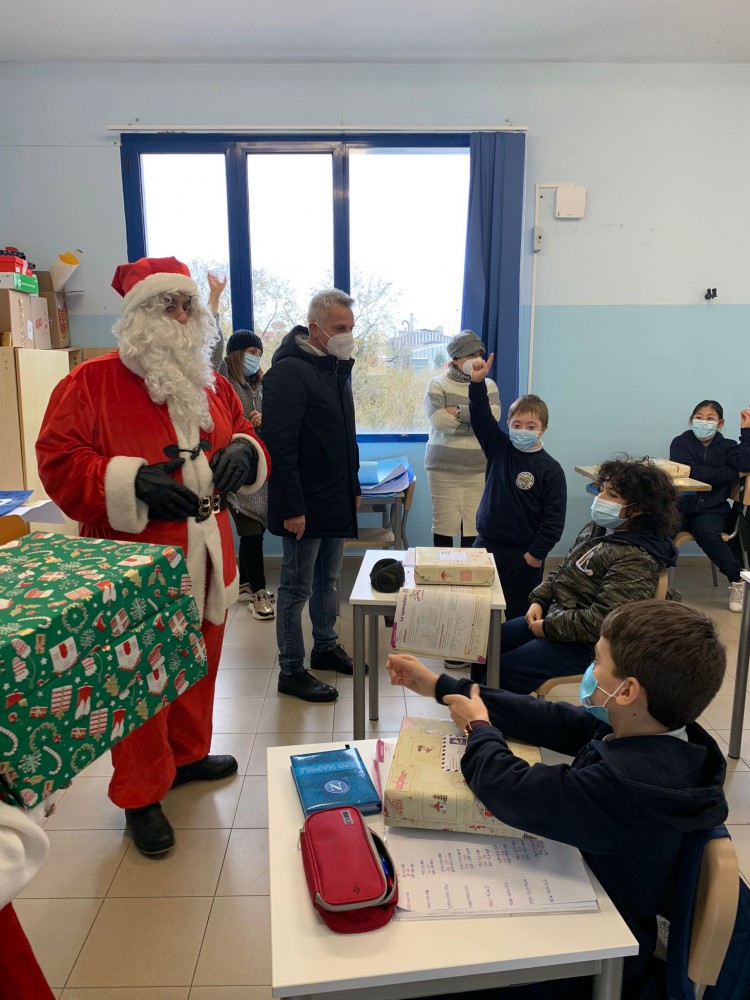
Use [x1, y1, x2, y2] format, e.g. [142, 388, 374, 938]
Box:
[35, 353, 270, 625]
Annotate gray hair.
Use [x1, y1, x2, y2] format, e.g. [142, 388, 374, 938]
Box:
[307, 288, 355, 328]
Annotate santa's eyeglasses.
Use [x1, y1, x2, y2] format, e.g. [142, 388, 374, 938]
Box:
[163, 439, 211, 461]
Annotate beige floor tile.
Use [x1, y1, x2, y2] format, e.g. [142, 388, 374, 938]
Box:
[14, 898, 103, 989]
[246, 732, 331, 775]
[62, 989, 189, 999]
[162, 775, 244, 829]
[334, 695, 408, 733]
[189, 986, 272, 999]
[212, 697, 264, 733]
[723, 770, 750, 824]
[209, 733, 256, 775]
[257, 695, 336, 733]
[704, 729, 750, 771]
[68, 897, 212, 988]
[80, 751, 115, 778]
[713, 729, 750, 767]
[109, 828, 231, 896]
[232, 776, 268, 828]
[192, 897, 271, 987]
[214, 668, 272, 698]
[19, 830, 129, 899]
[333, 666, 405, 698]
[700, 695, 750, 731]
[332, 730, 401, 743]
[404, 694, 453, 720]
[216, 829, 269, 895]
[44, 776, 126, 831]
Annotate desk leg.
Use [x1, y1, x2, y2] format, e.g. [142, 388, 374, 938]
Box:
[353, 605, 366, 740]
[486, 609, 502, 689]
[592, 957, 624, 1000]
[368, 614, 379, 721]
[729, 579, 750, 758]
[393, 498, 404, 550]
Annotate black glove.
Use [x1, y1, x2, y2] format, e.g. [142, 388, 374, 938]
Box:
[210, 440, 258, 494]
[134, 458, 200, 521]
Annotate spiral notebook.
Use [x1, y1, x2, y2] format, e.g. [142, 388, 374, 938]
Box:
[290, 747, 382, 817]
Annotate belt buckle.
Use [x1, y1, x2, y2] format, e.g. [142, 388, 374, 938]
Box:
[196, 495, 221, 522]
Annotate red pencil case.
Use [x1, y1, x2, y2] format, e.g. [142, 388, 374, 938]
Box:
[300, 806, 398, 933]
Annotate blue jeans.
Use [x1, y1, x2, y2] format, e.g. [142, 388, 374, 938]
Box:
[277, 536, 344, 676]
[471, 616, 594, 695]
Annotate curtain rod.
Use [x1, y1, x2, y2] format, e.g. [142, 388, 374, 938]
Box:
[107, 124, 527, 133]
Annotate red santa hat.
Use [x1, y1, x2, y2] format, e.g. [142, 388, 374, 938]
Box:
[111, 256, 199, 314]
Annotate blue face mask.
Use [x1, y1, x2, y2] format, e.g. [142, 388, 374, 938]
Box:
[590, 496, 629, 527]
[243, 353, 261, 377]
[691, 419, 718, 441]
[509, 429, 540, 451]
[579, 663, 626, 725]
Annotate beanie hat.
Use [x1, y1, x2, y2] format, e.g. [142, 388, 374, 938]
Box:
[369, 558, 405, 593]
[111, 257, 199, 314]
[226, 330, 264, 356]
[447, 330, 485, 359]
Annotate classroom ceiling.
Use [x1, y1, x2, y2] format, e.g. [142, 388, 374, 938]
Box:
[2, 0, 749, 63]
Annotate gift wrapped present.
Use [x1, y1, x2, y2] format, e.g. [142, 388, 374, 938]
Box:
[0, 533, 207, 808]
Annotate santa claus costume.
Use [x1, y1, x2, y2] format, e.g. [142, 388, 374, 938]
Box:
[36, 257, 269, 854]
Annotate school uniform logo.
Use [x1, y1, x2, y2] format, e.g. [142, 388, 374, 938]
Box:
[516, 471, 535, 491]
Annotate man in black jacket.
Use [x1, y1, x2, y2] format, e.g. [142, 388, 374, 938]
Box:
[262, 289, 360, 702]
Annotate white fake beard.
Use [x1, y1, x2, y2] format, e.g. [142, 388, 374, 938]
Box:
[116, 307, 216, 431]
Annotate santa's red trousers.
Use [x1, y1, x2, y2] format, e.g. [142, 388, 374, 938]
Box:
[0, 903, 55, 999]
[109, 614, 226, 808]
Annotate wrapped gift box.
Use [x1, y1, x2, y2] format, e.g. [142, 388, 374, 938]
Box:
[383, 716, 541, 839]
[413, 547, 495, 586]
[0, 533, 207, 808]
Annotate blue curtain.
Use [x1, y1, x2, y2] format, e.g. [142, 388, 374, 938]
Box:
[461, 132, 526, 412]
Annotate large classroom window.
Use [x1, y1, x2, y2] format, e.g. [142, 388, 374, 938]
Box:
[121, 134, 471, 437]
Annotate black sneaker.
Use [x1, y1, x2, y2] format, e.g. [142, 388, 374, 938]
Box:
[309, 643, 368, 676]
[278, 670, 338, 702]
[125, 802, 175, 856]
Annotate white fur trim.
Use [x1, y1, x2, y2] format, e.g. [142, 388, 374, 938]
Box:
[231, 433, 268, 496]
[121, 273, 200, 315]
[105, 456, 149, 534]
[0, 801, 50, 908]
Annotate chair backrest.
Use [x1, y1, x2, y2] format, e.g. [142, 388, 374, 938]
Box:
[402, 477, 417, 513]
[688, 835, 740, 991]
[655, 569, 669, 600]
[0, 515, 29, 547]
[741, 474, 750, 507]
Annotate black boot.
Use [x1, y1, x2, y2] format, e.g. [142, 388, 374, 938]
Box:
[278, 670, 338, 702]
[125, 803, 175, 856]
[171, 754, 238, 789]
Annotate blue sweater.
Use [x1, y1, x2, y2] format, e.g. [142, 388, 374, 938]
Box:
[434, 674, 728, 980]
[669, 428, 750, 516]
[468, 380, 567, 560]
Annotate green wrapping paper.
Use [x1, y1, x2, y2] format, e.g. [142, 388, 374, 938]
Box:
[0, 533, 208, 808]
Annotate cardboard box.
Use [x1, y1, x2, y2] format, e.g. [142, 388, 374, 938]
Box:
[30, 296, 50, 350]
[0, 533, 205, 809]
[413, 547, 496, 586]
[383, 717, 541, 838]
[82, 347, 114, 361]
[0, 290, 34, 348]
[0, 273, 39, 294]
[34, 271, 70, 349]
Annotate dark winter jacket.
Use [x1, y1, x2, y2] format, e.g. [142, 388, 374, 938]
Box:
[434, 675, 728, 981]
[261, 327, 360, 539]
[530, 520, 678, 644]
[670, 428, 750, 517]
[468, 379, 567, 560]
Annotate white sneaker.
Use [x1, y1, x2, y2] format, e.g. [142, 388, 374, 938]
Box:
[249, 589, 275, 621]
[729, 582, 745, 613]
[237, 582, 252, 602]
[444, 659, 473, 670]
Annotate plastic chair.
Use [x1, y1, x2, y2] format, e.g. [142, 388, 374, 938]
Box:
[0, 515, 29, 546]
[534, 570, 669, 701]
[345, 477, 417, 553]
[687, 835, 740, 998]
[669, 478, 750, 593]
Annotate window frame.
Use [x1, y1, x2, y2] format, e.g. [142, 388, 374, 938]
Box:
[120, 131, 472, 441]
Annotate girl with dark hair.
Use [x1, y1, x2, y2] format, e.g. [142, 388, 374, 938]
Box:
[670, 400, 750, 611]
[471, 459, 680, 694]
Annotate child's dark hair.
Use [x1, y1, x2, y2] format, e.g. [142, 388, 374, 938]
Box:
[601, 599, 725, 728]
[690, 399, 723, 421]
[595, 458, 680, 536]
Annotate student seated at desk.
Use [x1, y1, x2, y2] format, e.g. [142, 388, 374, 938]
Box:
[387, 599, 728, 1000]
[669, 399, 750, 613]
[471, 458, 679, 695]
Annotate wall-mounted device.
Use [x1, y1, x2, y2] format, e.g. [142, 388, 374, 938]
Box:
[704, 288, 717, 301]
[555, 186, 587, 219]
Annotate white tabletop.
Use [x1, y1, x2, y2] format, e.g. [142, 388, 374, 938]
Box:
[268, 739, 637, 999]
[349, 549, 506, 612]
[741, 570, 750, 585]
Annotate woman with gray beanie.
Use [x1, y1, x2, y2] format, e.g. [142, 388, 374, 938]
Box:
[423, 330, 500, 547]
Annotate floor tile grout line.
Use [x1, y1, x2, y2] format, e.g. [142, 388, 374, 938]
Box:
[60, 894, 108, 991]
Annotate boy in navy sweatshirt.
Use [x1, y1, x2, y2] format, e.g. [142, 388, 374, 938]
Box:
[468, 352, 567, 621]
[387, 599, 727, 1000]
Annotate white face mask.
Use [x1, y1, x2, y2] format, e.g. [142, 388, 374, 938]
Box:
[317, 324, 354, 360]
[460, 360, 478, 377]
